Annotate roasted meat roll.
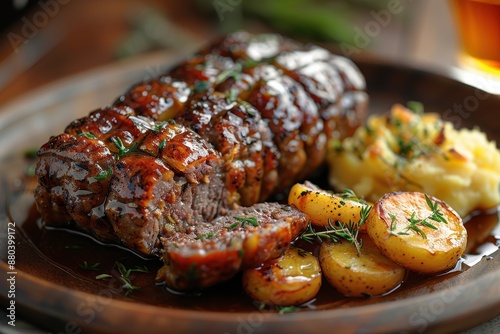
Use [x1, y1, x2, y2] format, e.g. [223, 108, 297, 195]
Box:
[34, 32, 367, 290]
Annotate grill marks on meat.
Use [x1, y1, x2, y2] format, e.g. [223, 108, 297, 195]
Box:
[34, 32, 367, 290]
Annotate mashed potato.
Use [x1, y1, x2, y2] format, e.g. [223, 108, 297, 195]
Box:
[327, 104, 500, 218]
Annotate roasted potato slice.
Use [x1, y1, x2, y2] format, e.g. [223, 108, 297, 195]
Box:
[366, 191, 467, 273]
[242, 247, 321, 306]
[288, 182, 370, 229]
[319, 236, 406, 297]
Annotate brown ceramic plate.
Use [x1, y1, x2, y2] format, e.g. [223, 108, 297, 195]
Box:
[1, 52, 499, 334]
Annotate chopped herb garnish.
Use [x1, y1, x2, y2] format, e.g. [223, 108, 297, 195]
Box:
[111, 136, 136, 159]
[388, 195, 448, 239]
[406, 212, 429, 239]
[167, 215, 177, 225]
[227, 222, 240, 231]
[215, 64, 242, 85]
[240, 101, 257, 117]
[340, 188, 367, 204]
[277, 306, 300, 314]
[234, 216, 259, 228]
[95, 274, 112, 280]
[255, 302, 300, 314]
[425, 194, 448, 224]
[388, 213, 399, 236]
[80, 261, 101, 271]
[300, 220, 362, 255]
[226, 88, 238, 103]
[115, 262, 149, 296]
[153, 122, 167, 132]
[299, 204, 371, 256]
[193, 80, 210, 93]
[158, 138, 166, 151]
[406, 101, 424, 115]
[243, 59, 259, 69]
[78, 132, 97, 140]
[195, 233, 216, 240]
[94, 167, 112, 180]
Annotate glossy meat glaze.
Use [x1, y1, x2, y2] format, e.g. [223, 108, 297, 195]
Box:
[34, 32, 367, 290]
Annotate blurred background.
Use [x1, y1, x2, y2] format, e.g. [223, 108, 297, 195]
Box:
[0, 0, 464, 106]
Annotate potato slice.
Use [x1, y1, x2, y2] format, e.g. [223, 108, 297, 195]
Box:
[242, 247, 321, 306]
[366, 191, 467, 274]
[288, 182, 370, 229]
[319, 236, 406, 297]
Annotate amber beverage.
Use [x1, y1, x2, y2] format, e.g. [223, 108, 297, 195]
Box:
[450, 0, 500, 70]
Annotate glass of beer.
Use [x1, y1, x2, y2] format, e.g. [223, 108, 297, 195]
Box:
[449, 0, 500, 72]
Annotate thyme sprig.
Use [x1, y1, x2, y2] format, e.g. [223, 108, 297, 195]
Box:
[78, 132, 97, 140]
[299, 204, 371, 256]
[80, 261, 101, 271]
[340, 188, 367, 204]
[111, 136, 137, 159]
[94, 167, 112, 180]
[388, 194, 448, 239]
[233, 216, 259, 228]
[215, 63, 242, 85]
[115, 262, 149, 296]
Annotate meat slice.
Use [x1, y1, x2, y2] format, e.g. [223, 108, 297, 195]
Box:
[157, 203, 309, 290]
[35, 133, 117, 241]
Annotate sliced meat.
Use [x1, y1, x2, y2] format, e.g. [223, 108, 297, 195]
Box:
[35, 133, 117, 241]
[157, 203, 309, 290]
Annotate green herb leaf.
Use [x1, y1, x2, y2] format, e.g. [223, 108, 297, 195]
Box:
[195, 233, 216, 240]
[78, 132, 97, 140]
[158, 138, 166, 151]
[96, 274, 112, 280]
[234, 216, 259, 228]
[227, 222, 240, 231]
[80, 261, 101, 271]
[94, 167, 112, 180]
[111, 136, 136, 159]
[406, 101, 424, 115]
[114, 262, 148, 296]
[277, 305, 300, 314]
[193, 80, 210, 93]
